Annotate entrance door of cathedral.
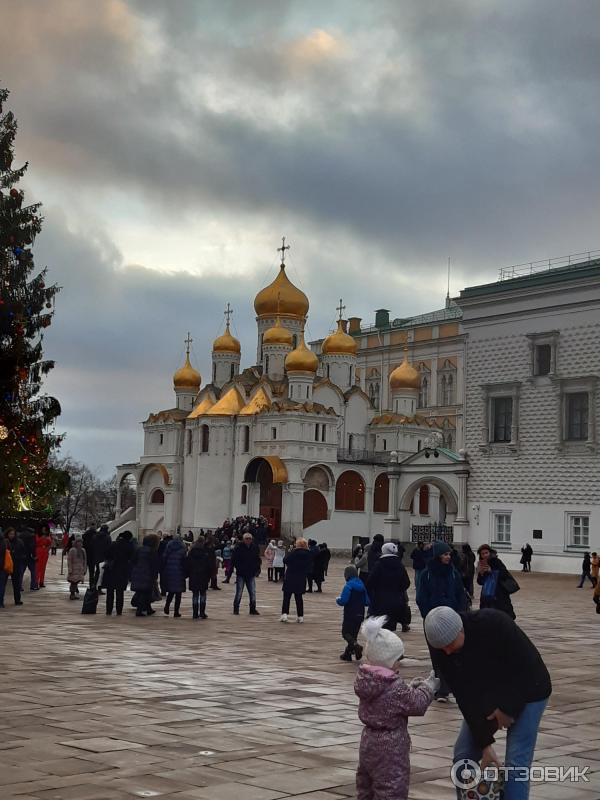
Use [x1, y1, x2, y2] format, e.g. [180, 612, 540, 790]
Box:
[257, 461, 282, 535]
[302, 489, 328, 529]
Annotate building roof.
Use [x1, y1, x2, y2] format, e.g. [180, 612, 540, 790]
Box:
[460, 258, 600, 300]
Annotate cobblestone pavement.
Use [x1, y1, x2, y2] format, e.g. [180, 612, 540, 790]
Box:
[1, 555, 599, 799]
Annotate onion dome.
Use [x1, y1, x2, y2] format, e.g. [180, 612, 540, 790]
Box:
[173, 354, 201, 390]
[263, 316, 293, 346]
[389, 351, 420, 390]
[254, 263, 309, 319]
[322, 320, 358, 355]
[213, 323, 241, 354]
[285, 333, 319, 373]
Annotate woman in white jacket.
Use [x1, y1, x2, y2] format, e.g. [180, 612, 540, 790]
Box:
[273, 540, 286, 582]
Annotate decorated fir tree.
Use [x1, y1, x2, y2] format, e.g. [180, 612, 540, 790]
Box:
[0, 87, 64, 516]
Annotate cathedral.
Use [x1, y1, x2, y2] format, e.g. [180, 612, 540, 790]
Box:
[115, 251, 449, 547]
[115, 250, 600, 574]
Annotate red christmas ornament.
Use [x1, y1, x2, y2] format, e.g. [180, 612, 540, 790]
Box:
[22, 456, 29, 464]
[19, 485, 26, 494]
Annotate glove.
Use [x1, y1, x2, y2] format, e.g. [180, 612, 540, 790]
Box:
[423, 670, 441, 694]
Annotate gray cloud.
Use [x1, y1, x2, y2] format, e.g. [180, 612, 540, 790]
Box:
[2, 0, 599, 471]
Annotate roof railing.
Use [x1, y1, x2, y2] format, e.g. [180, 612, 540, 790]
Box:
[499, 249, 600, 281]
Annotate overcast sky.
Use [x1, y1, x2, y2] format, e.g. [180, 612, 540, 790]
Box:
[3, 0, 600, 476]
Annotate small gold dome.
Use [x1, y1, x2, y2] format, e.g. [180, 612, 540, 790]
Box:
[322, 320, 358, 355]
[389, 351, 420, 390]
[263, 316, 293, 346]
[254, 263, 309, 319]
[285, 334, 319, 373]
[213, 323, 241, 354]
[173, 354, 201, 390]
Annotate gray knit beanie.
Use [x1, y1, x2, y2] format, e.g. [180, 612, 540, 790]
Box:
[344, 565, 358, 580]
[424, 606, 464, 649]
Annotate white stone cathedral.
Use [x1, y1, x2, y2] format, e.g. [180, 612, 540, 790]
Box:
[115, 253, 446, 546]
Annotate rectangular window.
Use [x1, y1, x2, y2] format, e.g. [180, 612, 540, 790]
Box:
[382, 439, 387, 450]
[271, 427, 277, 440]
[187, 430, 192, 455]
[321, 424, 326, 442]
[315, 424, 319, 442]
[569, 515, 589, 547]
[159, 434, 164, 446]
[566, 392, 589, 440]
[534, 344, 552, 376]
[492, 397, 512, 442]
[493, 513, 511, 543]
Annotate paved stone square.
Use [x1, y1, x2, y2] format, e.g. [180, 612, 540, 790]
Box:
[1, 556, 599, 799]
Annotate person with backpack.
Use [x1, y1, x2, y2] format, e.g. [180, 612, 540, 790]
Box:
[0, 528, 25, 607]
[336, 565, 370, 661]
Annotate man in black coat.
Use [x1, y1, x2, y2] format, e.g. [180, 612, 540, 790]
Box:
[425, 606, 551, 798]
[231, 532, 261, 615]
[18, 527, 38, 591]
[92, 525, 112, 592]
[104, 531, 135, 615]
[366, 542, 411, 632]
[82, 526, 97, 586]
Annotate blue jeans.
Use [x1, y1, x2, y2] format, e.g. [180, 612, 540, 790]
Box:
[454, 698, 548, 800]
[233, 575, 256, 610]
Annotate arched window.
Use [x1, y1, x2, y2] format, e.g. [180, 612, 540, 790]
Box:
[212, 362, 216, 383]
[150, 488, 164, 504]
[419, 484, 430, 515]
[326, 364, 330, 379]
[242, 425, 250, 453]
[373, 473, 389, 513]
[265, 354, 270, 374]
[349, 365, 353, 385]
[230, 363, 235, 381]
[444, 374, 454, 405]
[187, 429, 192, 455]
[241, 485, 248, 505]
[201, 424, 210, 453]
[292, 334, 298, 349]
[335, 470, 365, 511]
[348, 433, 354, 453]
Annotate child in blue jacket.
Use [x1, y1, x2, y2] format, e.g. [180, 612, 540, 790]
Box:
[336, 565, 371, 661]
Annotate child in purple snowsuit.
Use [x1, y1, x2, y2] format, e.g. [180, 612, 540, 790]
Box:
[354, 615, 439, 800]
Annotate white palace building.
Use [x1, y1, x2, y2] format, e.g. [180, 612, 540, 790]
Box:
[114, 249, 600, 574]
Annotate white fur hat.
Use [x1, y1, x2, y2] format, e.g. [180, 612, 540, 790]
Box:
[381, 542, 398, 556]
[360, 616, 404, 668]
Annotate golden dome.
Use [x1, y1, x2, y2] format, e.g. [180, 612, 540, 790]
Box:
[254, 263, 309, 319]
[285, 333, 319, 373]
[263, 316, 293, 346]
[389, 351, 420, 390]
[173, 354, 201, 390]
[322, 320, 358, 355]
[213, 323, 241, 354]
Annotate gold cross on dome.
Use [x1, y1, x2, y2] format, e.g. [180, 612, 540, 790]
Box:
[277, 236, 290, 263]
[336, 298, 346, 321]
[184, 332, 193, 355]
[224, 302, 233, 327]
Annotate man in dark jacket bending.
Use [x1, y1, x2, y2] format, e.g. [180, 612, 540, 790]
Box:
[425, 606, 551, 800]
[231, 532, 261, 615]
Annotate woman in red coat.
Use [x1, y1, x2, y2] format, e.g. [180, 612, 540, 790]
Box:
[35, 526, 53, 588]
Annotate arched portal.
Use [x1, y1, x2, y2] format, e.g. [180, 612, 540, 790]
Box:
[303, 489, 328, 529]
[399, 477, 458, 517]
[244, 456, 287, 535]
[118, 473, 137, 515]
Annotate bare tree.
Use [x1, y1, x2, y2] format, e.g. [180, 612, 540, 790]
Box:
[51, 457, 116, 532]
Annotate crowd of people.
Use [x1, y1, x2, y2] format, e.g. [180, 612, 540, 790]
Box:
[1, 520, 581, 798]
